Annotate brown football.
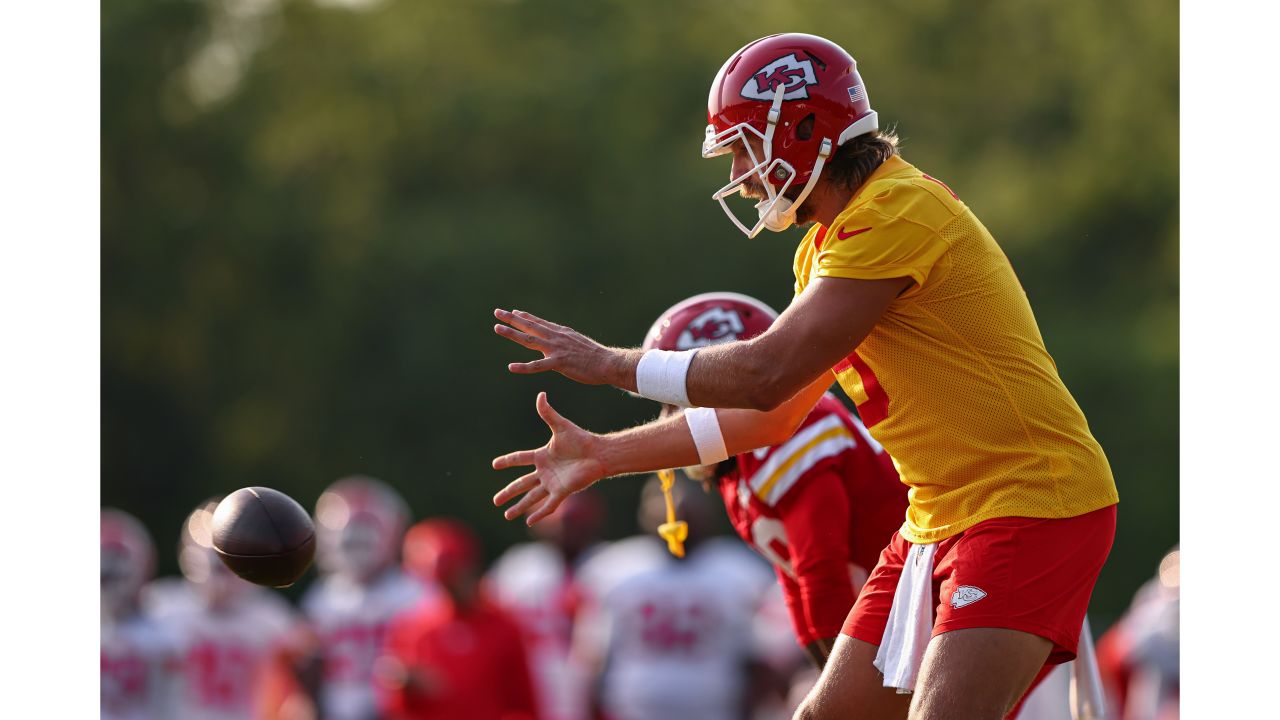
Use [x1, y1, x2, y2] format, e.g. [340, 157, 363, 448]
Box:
[210, 487, 316, 588]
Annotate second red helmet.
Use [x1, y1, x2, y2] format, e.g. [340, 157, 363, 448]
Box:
[643, 292, 780, 352]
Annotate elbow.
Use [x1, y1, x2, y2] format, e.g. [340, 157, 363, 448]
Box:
[734, 340, 808, 415]
[742, 369, 792, 413]
[744, 387, 785, 413]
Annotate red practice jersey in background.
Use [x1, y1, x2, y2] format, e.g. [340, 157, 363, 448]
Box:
[716, 393, 908, 645]
[378, 595, 540, 720]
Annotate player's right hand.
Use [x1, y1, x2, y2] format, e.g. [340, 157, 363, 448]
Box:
[492, 392, 609, 525]
[493, 308, 640, 391]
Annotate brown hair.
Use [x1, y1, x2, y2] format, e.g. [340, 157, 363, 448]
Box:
[824, 129, 900, 193]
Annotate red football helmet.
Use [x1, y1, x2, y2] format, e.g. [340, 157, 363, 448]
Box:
[642, 292, 779, 480]
[101, 508, 156, 615]
[315, 475, 411, 583]
[702, 33, 879, 237]
[402, 518, 480, 586]
[642, 291, 779, 352]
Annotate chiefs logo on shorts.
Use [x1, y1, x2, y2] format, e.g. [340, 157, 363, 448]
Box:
[740, 54, 819, 101]
[676, 308, 746, 349]
[950, 585, 988, 609]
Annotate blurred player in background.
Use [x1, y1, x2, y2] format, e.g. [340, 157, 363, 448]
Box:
[641, 292, 908, 668]
[102, 508, 176, 720]
[575, 476, 780, 720]
[376, 518, 540, 720]
[144, 498, 304, 720]
[301, 475, 430, 720]
[488, 491, 606, 720]
[1097, 547, 1179, 720]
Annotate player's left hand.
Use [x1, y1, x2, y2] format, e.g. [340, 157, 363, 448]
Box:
[492, 392, 609, 525]
[494, 308, 638, 390]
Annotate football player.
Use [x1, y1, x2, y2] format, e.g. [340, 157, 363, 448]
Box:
[144, 498, 303, 720]
[101, 508, 177, 720]
[486, 491, 605, 720]
[301, 475, 430, 720]
[573, 476, 778, 720]
[375, 518, 540, 720]
[1096, 547, 1179, 720]
[641, 292, 907, 669]
[491, 32, 1119, 720]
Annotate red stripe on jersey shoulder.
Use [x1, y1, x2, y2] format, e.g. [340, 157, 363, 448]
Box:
[921, 173, 960, 200]
[832, 351, 889, 427]
[814, 226, 828, 251]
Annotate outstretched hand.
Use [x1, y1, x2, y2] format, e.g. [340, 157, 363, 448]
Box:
[492, 392, 610, 525]
[493, 308, 638, 390]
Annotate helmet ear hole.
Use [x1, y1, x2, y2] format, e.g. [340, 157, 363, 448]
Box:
[796, 114, 816, 141]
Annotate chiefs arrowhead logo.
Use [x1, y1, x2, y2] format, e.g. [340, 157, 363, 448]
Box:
[741, 54, 819, 101]
[950, 585, 988, 609]
[676, 308, 746, 349]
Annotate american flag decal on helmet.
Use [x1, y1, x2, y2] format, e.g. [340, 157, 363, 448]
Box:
[847, 85, 865, 103]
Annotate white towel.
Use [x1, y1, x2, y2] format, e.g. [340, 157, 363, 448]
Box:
[873, 542, 937, 693]
[1070, 616, 1107, 720]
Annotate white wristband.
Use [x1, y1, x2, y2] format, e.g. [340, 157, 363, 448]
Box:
[685, 407, 729, 466]
[635, 349, 696, 407]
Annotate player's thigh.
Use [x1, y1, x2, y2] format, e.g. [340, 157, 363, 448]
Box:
[907, 627, 1052, 720]
[793, 635, 910, 720]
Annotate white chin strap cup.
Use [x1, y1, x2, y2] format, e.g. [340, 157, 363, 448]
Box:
[757, 196, 795, 233]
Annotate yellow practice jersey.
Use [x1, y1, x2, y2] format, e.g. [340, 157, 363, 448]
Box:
[793, 155, 1118, 544]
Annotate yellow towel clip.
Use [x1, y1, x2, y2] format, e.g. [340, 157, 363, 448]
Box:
[656, 468, 688, 558]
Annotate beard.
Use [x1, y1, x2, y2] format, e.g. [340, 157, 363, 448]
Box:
[740, 178, 804, 202]
[740, 180, 818, 226]
[793, 197, 819, 226]
[738, 179, 768, 200]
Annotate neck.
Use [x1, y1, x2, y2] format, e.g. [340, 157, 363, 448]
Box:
[807, 181, 858, 229]
[804, 152, 893, 228]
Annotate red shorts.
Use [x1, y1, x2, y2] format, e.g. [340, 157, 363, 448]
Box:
[842, 505, 1116, 664]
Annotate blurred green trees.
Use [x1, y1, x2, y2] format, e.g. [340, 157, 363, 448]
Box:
[103, 0, 1177, 625]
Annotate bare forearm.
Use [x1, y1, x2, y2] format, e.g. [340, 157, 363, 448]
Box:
[685, 337, 812, 410]
[605, 339, 823, 412]
[596, 372, 832, 477]
[594, 413, 701, 476]
[594, 408, 771, 476]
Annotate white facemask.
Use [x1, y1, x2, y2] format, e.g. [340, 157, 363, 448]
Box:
[702, 86, 833, 239]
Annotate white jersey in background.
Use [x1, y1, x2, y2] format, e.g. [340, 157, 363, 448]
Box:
[573, 535, 669, 602]
[144, 579, 298, 720]
[101, 612, 177, 720]
[301, 569, 430, 720]
[577, 538, 774, 720]
[487, 541, 603, 720]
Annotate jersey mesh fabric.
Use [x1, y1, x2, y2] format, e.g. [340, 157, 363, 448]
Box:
[793, 156, 1118, 544]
